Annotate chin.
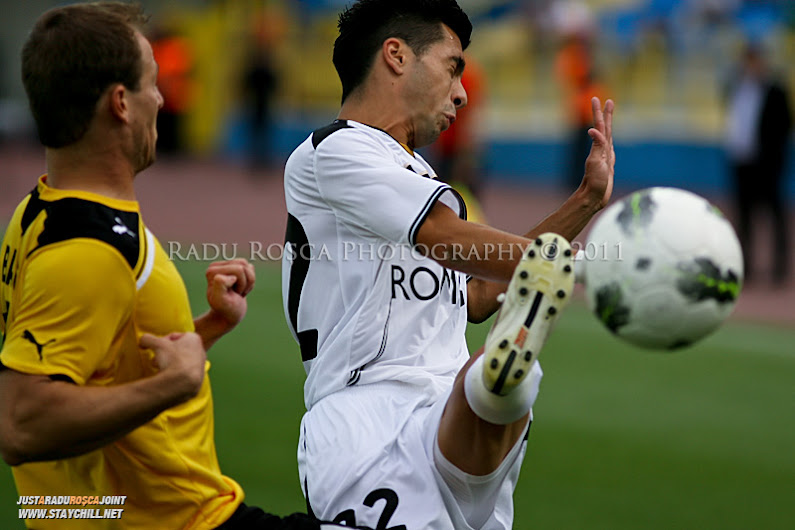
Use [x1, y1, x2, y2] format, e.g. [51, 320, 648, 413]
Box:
[414, 128, 442, 149]
[135, 151, 156, 173]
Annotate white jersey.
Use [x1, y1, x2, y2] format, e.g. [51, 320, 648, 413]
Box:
[282, 119, 470, 408]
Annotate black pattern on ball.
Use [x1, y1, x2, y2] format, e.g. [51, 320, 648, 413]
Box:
[594, 282, 631, 333]
[676, 257, 740, 304]
[616, 190, 656, 237]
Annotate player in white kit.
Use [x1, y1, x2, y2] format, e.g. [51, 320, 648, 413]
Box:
[281, 1, 615, 528]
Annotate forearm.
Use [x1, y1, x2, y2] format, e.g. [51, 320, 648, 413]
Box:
[0, 369, 196, 466]
[529, 186, 603, 243]
[194, 310, 236, 351]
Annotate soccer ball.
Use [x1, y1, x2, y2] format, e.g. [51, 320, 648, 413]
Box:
[582, 187, 743, 350]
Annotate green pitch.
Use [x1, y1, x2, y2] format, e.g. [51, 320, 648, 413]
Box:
[1, 261, 793, 529]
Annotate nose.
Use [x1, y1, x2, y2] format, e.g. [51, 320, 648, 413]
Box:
[452, 78, 468, 109]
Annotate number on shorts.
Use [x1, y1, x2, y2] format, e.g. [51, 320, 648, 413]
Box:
[332, 488, 406, 530]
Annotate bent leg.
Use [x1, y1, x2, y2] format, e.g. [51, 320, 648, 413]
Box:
[437, 233, 575, 476]
[437, 348, 530, 476]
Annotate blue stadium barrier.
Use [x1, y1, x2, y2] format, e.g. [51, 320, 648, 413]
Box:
[224, 114, 795, 200]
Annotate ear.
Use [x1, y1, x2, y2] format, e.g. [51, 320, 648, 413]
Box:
[107, 84, 130, 124]
[382, 37, 408, 75]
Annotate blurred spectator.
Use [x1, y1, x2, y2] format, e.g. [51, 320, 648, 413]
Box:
[150, 27, 196, 155]
[554, 28, 608, 192]
[242, 35, 278, 171]
[433, 54, 487, 223]
[723, 42, 792, 285]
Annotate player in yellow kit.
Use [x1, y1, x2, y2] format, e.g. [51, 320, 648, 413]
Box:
[0, 3, 326, 529]
[0, 173, 256, 528]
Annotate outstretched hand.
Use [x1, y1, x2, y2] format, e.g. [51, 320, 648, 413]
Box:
[582, 97, 615, 210]
[205, 259, 256, 329]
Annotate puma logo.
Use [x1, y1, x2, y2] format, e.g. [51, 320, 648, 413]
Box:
[23, 330, 56, 360]
[112, 217, 137, 238]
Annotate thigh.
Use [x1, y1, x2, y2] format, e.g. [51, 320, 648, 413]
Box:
[299, 382, 526, 530]
[430, 388, 529, 530]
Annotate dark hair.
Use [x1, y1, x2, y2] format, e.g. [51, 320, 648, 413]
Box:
[333, 0, 472, 103]
[21, 2, 150, 148]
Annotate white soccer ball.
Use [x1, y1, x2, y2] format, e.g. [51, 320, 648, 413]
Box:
[582, 187, 744, 350]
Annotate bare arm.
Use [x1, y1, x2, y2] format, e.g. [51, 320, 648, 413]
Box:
[416, 190, 600, 321]
[417, 98, 615, 323]
[0, 332, 206, 466]
[194, 259, 256, 351]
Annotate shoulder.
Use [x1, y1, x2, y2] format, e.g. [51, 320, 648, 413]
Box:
[312, 120, 354, 149]
[313, 120, 393, 157]
[27, 193, 142, 271]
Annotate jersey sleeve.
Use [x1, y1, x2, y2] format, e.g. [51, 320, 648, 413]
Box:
[314, 129, 462, 246]
[0, 240, 136, 385]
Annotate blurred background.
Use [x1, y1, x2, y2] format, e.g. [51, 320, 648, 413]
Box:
[1, 1, 794, 529]
[0, 0, 794, 196]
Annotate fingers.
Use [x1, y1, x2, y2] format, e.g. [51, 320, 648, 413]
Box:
[140, 332, 193, 348]
[209, 274, 239, 301]
[205, 259, 256, 296]
[588, 127, 606, 147]
[591, 97, 604, 134]
[139, 333, 166, 350]
[168, 331, 203, 347]
[591, 97, 615, 140]
[589, 98, 615, 158]
[604, 99, 614, 146]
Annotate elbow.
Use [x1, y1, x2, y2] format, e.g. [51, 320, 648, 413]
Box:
[0, 428, 29, 467]
[467, 308, 491, 325]
[466, 297, 491, 324]
[0, 413, 47, 466]
[1, 449, 25, 467]
[466, 289, 497, 324]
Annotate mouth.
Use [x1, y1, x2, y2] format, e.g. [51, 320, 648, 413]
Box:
[443, 114, 456, 129]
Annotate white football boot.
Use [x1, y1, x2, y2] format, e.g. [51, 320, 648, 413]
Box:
[482, 233, 576, 396]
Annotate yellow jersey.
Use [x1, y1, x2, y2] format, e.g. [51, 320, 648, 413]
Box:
[0, 176, 243, 529]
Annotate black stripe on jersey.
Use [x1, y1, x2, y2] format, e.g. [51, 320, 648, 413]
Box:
[297, 329, 318, 363]
[311, 120, 352, 149]
[448, 186, 468, 222]
[353, 299, 393, 383]
[409, 187, 447, 247]
[285, 214, 318, 361]
[405, 164, 432, 178]
[347, 368, 361, 386]
[408, 186, 469, 247]
[29, 198, 140, 270]
[20, 186, 44, 235]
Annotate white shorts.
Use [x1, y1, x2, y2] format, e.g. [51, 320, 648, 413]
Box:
[298, 381, 529, 529]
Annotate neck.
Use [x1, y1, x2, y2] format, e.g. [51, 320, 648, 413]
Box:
[338, 88, 414, 149]
[45, 145, 137, 201]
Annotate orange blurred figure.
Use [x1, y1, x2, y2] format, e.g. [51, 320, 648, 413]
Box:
[555, 33, 608, 190]
[150, 30, 196, 153]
